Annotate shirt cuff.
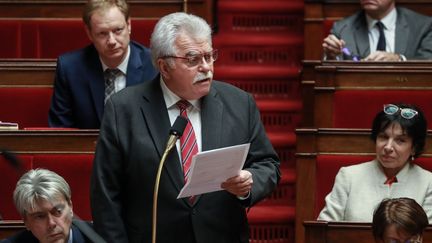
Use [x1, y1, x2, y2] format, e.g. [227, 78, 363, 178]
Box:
[237, 191, 251, 200]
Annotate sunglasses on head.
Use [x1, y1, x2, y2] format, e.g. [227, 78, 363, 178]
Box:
[383, 104, 418, 119]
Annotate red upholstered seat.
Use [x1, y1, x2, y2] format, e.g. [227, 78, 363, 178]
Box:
[314, 154, 432, 218]
[0, 87, 52, 128]
[33, 154, 94, 220]
[0, 18, 157, 58]
[0, 155, 32, 220]
[333, 90, 432, 129]
[1, 20, 21, 58]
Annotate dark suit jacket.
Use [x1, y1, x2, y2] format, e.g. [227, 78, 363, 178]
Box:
[1, 220, 94, 243]
[48, 41, 158, 129]
[331, 7, 432, 60]
[90, 76, 281, 243]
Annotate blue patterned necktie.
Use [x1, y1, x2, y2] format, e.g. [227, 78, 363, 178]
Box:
[104, 68, 120, 104]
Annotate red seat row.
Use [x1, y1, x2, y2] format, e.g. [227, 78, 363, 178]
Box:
[1, 18, 157, 58]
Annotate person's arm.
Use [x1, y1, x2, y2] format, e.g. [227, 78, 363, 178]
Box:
[317, 167, 350, 221]
[90, 98, 128, 242]
[414, 18, 432, 60]
[48, 57, 75, 127]
[234, 93, 280, 207]
[421, 176, 432, 224]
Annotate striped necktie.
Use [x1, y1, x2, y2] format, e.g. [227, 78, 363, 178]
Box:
[104, 68, 120, 104]
[177, 100, 198, 184]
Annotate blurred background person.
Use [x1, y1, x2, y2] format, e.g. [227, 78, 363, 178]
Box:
[1, 168, 102, 243]
[318, 103, 432, 222]
[322, 0, 432, 61]
[48, 0, 158, 129]
[373, 197, 428, 243]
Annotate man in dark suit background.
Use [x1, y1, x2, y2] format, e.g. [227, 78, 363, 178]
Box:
[48, 0, 158, 129]
[323, 0, 432, 61]
[1, 169, 103, 243]
[90, 12, 280, 243]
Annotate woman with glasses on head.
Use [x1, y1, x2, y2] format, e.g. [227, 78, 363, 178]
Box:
[318, 103, 432, 223]
[373, 197, 427, 243]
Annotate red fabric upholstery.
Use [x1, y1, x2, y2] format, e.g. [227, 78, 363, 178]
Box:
[0, 155, 32, 220]
[0, 88, 52, 128]
[33, 154, 94, 220]
[38, 20, 90, 58]
[130, 19, 158, 47]
[315, 155, 374, 217]
[333, 90, 432, 129]
[314, 155, 432, 217]
[1, 20, 20, 58]
[0, 19, 157, 58]
[323, 19, 334, 37]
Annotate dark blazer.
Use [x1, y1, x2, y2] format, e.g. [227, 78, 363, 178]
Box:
[90, 76, 281, 243]
[48, 41, 158, 129]
[1, 220, 96, 243]
[331, 7, 432, 60]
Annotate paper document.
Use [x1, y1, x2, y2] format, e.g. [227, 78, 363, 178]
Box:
[177, 143, 250, 198]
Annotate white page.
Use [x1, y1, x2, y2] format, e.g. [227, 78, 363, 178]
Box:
[177, 143, 250, 198]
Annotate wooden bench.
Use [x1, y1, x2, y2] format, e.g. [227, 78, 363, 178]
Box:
[301, 61, 432, 128]
[304, 221, 432, 243]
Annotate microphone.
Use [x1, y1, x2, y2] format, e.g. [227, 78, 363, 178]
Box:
[152, 116, 187, 243]
[165, 116, 188, 155]
[1, 149, 25, 174]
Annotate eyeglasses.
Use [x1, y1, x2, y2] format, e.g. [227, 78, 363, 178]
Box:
[383, 104, 418, 119]
[162, 50, 218, 67]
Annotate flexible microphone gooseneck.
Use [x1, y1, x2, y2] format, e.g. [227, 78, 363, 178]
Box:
[152, 116, 187, 243]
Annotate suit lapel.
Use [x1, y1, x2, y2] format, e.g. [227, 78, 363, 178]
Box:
[395, 8, 409, 55]
[353, 13, 370, 58]
[201, 85, 223, 152]
[126, 44, 144, 86]
[140, 76, 185, 192]
[86, 46, 105, 122]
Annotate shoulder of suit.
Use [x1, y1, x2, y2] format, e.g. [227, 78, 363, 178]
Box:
[58, 44, 97, 63]
[397, 6, 430, 22]
[211, 80, 250, 96]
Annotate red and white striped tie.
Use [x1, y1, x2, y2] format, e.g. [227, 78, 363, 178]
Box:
[177, 100, 198, 184]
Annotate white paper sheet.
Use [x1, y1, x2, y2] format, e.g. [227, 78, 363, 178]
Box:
[177, 143, 250, 198]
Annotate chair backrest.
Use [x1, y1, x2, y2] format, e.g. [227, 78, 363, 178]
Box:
[0, 87, 53, 128]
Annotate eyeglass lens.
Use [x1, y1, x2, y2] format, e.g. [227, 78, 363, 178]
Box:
[187, 50, 218, 66]
[383, 104, 418, 119]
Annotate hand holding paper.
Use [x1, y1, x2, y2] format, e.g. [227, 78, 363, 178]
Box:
[177, 143, 250, 198]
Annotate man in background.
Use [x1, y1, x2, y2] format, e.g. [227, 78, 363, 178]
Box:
[91, 12, 280, 243]
[48, 0, 158, 128]
[323, 0, 432, 61]
[1, 169, 103, 243]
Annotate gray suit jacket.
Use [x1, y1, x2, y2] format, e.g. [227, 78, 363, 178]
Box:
[90, 76, 280, 243]
[331, 7, 432, 59]
[318, 160, 432, 222]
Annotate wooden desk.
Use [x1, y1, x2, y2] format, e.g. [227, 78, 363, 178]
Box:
[0, 59, 55, 87]
[304, 221, 432, 243]
[0, 130, 98, 153]
[304, 0, 432, 59]
[295, 128, 432, 243]
[0, 221, 25, 240]
[300, 61, 432, 128]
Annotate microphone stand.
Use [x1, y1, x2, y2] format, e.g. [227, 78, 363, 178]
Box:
[152, 117, 186, 243]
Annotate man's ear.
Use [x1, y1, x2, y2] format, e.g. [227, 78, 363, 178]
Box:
[158, 59, 171, 79]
